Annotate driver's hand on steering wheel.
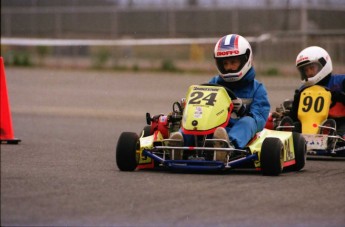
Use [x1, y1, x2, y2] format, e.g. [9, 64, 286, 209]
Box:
[271, 111, 283, 118]
[232, 98, 246, 117]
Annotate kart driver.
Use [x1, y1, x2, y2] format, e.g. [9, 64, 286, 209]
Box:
[170, 34, 270, 156]
[278, 46, 345, 137]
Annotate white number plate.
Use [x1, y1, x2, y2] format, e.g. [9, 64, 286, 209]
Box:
[303, 134, 328, 150]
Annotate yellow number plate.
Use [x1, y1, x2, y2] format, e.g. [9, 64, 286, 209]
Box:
[298, 85, 331, 134]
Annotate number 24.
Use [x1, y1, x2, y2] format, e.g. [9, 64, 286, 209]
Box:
[188, 92, 217, 106]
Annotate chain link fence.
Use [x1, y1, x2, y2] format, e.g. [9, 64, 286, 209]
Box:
[1, 1, 345, 75]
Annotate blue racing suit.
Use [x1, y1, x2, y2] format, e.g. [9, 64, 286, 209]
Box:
[183, 68, 270, 148]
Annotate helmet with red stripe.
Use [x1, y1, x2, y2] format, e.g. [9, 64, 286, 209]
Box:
[214, 34, 252, 82]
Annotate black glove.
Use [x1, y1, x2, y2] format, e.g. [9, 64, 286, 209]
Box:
[237, 104, 247, 117]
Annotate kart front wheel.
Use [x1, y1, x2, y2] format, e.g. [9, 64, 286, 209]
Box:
[261, 137, 284, 176]
[116, 132, 139, 171]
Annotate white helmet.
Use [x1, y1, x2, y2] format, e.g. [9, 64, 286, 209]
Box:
[295, 46, 332, 86]
[214, 34, 252, 82]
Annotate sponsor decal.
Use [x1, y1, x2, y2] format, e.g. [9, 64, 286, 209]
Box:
[194, 106, 203, 118]
[216, 109, 224, 116]
[216, 50, 240, 56]
[297, 55, 309, 63]
[304, 135, 328, 149]
[193, 87, 219, 92]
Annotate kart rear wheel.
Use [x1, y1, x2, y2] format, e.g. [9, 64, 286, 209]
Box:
[291, 132, 306, 171]
[116, 132, 139, 171]
[261, 137, 284, 176]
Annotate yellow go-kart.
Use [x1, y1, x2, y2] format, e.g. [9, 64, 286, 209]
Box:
[116, 84, 306, 176]
[270, 85, 345, 158]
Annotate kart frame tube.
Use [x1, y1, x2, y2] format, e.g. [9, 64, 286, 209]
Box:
[142, 149, 258, 171]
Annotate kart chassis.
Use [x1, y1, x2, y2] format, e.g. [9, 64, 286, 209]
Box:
[142, 138, 257, 171]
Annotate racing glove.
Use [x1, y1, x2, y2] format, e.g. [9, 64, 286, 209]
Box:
[232, 98, 246, 117]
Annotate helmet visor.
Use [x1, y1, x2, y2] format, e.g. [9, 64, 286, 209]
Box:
[216, 55, 247, 74]
[297, 62, 322, 81]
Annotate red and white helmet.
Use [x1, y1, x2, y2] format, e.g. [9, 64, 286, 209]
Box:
[295, 46, 333, 86]
[214, 34, 252, 82]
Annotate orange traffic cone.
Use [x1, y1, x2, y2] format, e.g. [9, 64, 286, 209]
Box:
[0, 56, 21, 144]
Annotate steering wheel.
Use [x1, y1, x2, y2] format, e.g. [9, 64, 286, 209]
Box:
[200, 83, 237, 100]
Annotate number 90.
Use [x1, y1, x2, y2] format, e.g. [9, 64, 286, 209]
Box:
[302, 96, 324, 113]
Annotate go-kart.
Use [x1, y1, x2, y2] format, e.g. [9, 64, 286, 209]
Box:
[116, 84, 306, 176]
[266, 85, 345, 158]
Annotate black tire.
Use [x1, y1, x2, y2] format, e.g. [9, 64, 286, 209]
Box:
[261, 137, 284, 176]
[116, 132, 139, 171]
[291, 132, 306, 171]
[277, 116, 294, 132]
[141, 125, 152, 137]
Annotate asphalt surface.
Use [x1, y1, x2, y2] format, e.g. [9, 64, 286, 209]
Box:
[1, 68, 345, 226]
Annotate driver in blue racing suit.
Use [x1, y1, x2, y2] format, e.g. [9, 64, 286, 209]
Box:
[170, 34, 270, 154]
